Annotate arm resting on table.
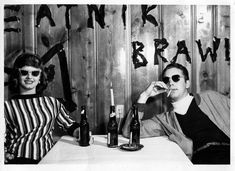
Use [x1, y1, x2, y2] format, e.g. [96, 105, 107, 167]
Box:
[122, 103, 165, 138]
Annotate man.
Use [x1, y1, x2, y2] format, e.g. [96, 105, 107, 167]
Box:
[122, 63, 230, 164]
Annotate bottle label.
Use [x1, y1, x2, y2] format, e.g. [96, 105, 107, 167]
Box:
[129, 132, 132, 144]
[107, 133, 110, 145]
[81, 109, 85, 115]
[78, 127, 81, 138]
[79, 125, 90, 146]
[129, 131, 139, 145]
[110, 112, 115, 117]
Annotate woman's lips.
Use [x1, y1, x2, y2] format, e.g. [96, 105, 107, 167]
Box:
[25, 80, 34, 84]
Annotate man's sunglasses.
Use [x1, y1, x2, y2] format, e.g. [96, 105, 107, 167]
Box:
[162, 74, 184, 84]
[19, 69, 41, 77]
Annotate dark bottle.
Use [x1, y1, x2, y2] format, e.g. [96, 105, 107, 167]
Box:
[107, 106, 118, 148]
[129, 105, 140, 146]
[79, 106, 90, 146]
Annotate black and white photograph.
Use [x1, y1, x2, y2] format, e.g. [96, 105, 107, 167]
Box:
[1, 0, 234, 170]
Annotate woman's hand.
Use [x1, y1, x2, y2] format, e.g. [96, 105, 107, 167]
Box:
[4, 152, 14, 163]
[73, 127, 80, 139]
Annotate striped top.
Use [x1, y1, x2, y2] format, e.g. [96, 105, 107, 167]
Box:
[4, 94, 78, 160]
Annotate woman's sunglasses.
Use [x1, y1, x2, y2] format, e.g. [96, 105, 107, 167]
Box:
[162, 74, 184, 84]
[19, 69, 41, 77]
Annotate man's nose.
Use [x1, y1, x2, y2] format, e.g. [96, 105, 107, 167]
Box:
[169, 78, 174, 85]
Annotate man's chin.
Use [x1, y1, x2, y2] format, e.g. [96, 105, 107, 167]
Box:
[169, 95, 178, 102]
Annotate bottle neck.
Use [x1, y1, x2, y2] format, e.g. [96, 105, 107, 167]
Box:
[133, 106, 139, 120]
[81, 113, 87, 120]
[109, 105, 116, 118]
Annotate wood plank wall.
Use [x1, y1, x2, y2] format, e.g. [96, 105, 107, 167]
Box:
[4, 4, 230, 134]
[4, 5, 23, 99]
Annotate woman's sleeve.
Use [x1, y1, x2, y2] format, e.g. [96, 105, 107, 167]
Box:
[4, 102, 16, 153]
[55, 100, 79, 136]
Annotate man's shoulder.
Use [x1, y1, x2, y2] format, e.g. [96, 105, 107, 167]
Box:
[197, 90, 228, 98]
[195, 90, 229, 105]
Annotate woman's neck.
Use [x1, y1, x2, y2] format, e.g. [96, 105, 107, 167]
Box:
[20, 88, 36, 95]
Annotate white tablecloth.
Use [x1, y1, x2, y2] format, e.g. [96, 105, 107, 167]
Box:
[39, 135, 192, 170]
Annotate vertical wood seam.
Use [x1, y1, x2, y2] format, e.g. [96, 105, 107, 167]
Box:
[212, 5, 218, 91]
[158, 5, 164, 112]
[34, 5, 37, 54]
[125, 5, 132, 114]
[191, 5, 197, 93]
[158, 5, 163, 76]
[22, 5, 25, 52]
[93, 11, 98, 132]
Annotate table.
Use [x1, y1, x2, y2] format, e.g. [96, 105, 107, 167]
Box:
[39, 135, 192, 170]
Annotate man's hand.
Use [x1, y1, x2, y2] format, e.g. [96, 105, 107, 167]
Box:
[168, 131, 193, 159]
[138, 81, 168, 103]
[156, 117, 193, 159]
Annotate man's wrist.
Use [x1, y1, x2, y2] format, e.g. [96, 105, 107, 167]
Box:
[137, 92, 149, 103]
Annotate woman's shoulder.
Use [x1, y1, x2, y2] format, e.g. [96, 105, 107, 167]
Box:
[4, 95, 60, 106]
[41, 95, 60, 102]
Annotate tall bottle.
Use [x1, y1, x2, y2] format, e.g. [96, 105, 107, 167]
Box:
[107, 106, 118, 148]
[129, 105, 140, 146]
[79, 105, 90, 146]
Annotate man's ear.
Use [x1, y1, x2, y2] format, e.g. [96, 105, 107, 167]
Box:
[186, 80, 190, 89]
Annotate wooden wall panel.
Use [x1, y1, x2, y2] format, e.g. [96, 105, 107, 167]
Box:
[216, 5, 230, 96]
[162, 5, 192, 85]
[96, 5, 127, 134]
[196, 5, 215, 93]
[130, 5, 162, 114]
[22, 5, 35, 53]
[4, 5, 24, 99]
[4, 8, 23, 57]
[162, 5, 191, 64]
[35, 5, 68, 98]
[70, 5, 96, 127]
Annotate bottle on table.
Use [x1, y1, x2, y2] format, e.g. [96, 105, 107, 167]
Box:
[129, 105, 140, 146]
[107, 105, 118, 148]
[79, 105, 90, 146]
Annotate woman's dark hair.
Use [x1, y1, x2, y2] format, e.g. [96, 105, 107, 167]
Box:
[161, 63, 189, 81]
[9, 53, 48, 94]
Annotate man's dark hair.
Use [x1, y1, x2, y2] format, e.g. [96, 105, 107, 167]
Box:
[9, 53, 48, 94]
[161, 63, 189, 80]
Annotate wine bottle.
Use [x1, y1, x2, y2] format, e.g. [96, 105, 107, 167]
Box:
[79, 105, 90, 146]
[107, 106, 118, 147]
[129, 105, 140, 146]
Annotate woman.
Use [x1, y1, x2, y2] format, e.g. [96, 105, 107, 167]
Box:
[4, 53, 80, 164]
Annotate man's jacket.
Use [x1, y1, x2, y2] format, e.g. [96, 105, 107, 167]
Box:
[137, 90, 230, 157]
